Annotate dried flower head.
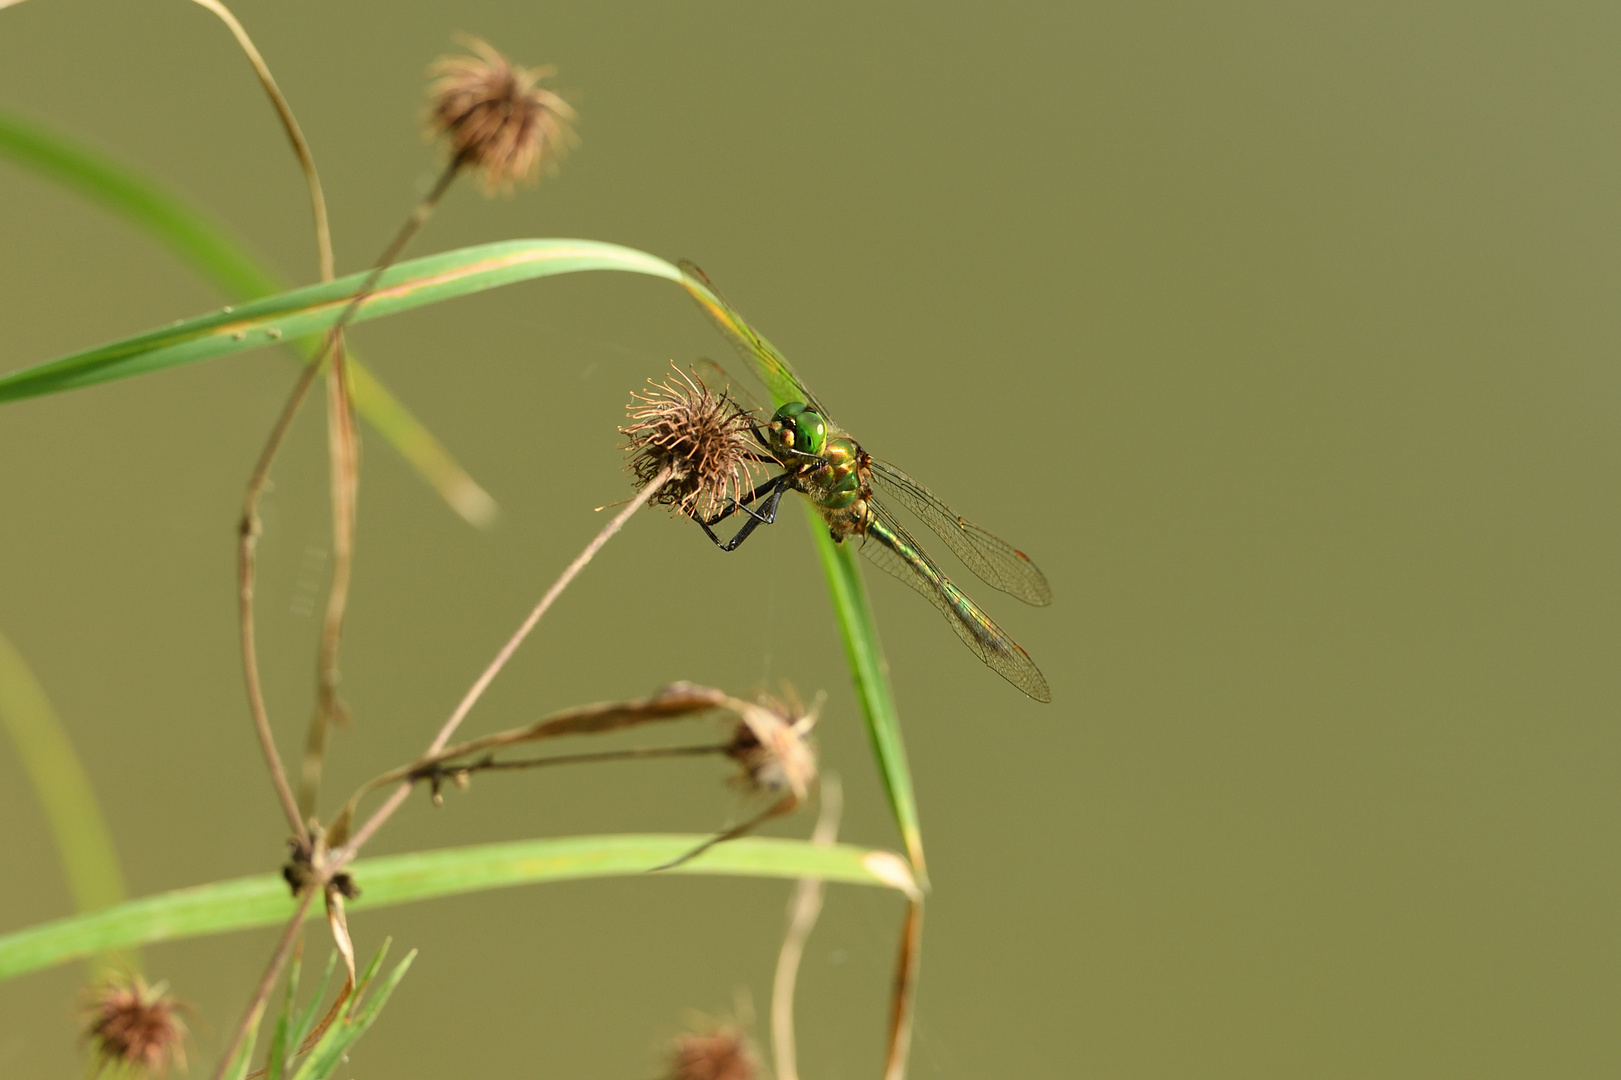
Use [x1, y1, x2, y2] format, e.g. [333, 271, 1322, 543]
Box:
[84, 975, 189, 1077]
[426, 36, 578, 193]
[727, 690, 819, 801]
[665, 1021, 759, 1080]
[622, 365, 762, 517]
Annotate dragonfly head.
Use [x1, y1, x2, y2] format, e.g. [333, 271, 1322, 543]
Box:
[765, 402, 827, 463]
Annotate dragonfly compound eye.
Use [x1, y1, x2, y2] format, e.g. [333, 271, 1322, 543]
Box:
[769, 402, 827, 458]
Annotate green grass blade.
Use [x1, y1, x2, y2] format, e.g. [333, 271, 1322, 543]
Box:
[0, 238, 681, 404]
[220, 996, 267, 1080]
[806, 506, 928, 881]
[0, 108, 496, 524]
[0, 834, 915, 981]
[265, 948, 300, 1080]
[0, 628, 131, 975]
[283, 951, 338, 1078]
[290, 945, 415, 1080]
[0, 107, 278, 299]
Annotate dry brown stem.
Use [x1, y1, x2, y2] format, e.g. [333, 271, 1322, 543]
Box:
[329, 680, 734, 838]
[206, 886, 318, 1080]
[186, 0, 334, 282]
[769, 776, 841, 1080]
[326, 464, 674, 867]
[883, 898, 925, 1080]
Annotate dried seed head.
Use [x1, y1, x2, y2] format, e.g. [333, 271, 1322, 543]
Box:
[665, 1021, 758, 1080]
[84, 975, 188, 1077]
[622, 365, 762, 517]
[726, 691, 819, 801]
[426, 36, 578, 193]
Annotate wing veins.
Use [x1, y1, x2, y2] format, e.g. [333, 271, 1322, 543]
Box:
[867, 460, 1052, 606]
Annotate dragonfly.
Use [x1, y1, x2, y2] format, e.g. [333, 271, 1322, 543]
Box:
[679, 262, 1053, 703]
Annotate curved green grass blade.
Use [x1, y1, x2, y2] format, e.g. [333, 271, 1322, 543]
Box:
[0, 833, 915, 981]
[0, 628, 132, 976]
[0, 238, 681, 404]
[0, 108, 495, 524]
[806, 506, 928, 882]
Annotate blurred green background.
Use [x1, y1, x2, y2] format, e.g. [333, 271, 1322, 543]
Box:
[1, 1, 1615, 1076]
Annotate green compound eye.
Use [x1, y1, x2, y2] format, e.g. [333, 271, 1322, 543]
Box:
[770, 402, 827, 458]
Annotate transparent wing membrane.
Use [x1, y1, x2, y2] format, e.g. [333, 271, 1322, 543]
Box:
[679, 261, 832, 419]
[868, 459, 1053, 606]
[860, 503, 1051, 702]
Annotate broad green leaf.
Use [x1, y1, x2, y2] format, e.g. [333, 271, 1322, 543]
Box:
[0, 238, 681, 404]
[0, 628, 131, 975]
[0, 834, 915, 981]
[0, 108, 495, 523]
[806, 507, 928, 881]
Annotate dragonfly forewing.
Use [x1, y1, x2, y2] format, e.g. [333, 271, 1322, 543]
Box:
[860, 502, 1052, 702]
[679, 261, 833, 419]
[867, 458, 1053, 606]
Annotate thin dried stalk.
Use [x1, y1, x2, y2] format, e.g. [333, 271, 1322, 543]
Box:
[299, 335, 360, 819]
[206, 886, 318, 1080]
[329, 680, 734, 838]
[186, 0, 334, 282]
[274, 157, 459, 825]
[771, 775, 842, 1080]
[189, 0, 340, 845]
[883, 899, 925, 1080]
[327, 464, 674, 867]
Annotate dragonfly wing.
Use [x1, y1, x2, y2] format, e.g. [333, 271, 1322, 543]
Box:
[859, 501, 1051, 702]
[867, 459, 1052, 606]
[679, 261, 834, 419]
[693, 358, 766, 416]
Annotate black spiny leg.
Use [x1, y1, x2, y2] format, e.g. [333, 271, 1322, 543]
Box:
[696, 472, 794, 551]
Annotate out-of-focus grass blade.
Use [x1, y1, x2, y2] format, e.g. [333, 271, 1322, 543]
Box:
[0, 238, 681, 404]
[0, 108, 277, 298]
[0, 628, 132, 975]
[0, 834, 916, 981]
[0, 108, 496, 525]
[806, 507, 928, 882]
[290, 942, 415, 1080]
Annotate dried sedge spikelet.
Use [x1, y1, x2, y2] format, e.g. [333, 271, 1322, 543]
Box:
[426, 36, 578, 193]
[84, 975, 189, 1078]
[664, 1022, 759, 1080]
[726, 691, 818, 801]
[622, 365, 761, 518]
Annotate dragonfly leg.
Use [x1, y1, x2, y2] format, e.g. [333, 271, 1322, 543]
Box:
[697, 472, 789, 526]
[696, 473, 792, 552]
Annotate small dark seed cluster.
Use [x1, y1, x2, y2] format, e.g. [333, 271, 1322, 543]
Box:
[426, 36, 578, 193]
[622, 366, 761, 518]
[85, 976, 188, 1078]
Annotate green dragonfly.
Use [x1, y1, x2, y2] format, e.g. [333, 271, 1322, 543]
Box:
[679, 262, 1053, 702]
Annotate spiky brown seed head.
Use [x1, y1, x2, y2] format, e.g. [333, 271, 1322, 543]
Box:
[84, 975, 188, 1077]
[622, 366, 762, 518]
[726, 691, 818, 800]
[665, 1022, 758, 1080]
[426, 36, 578, 193]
